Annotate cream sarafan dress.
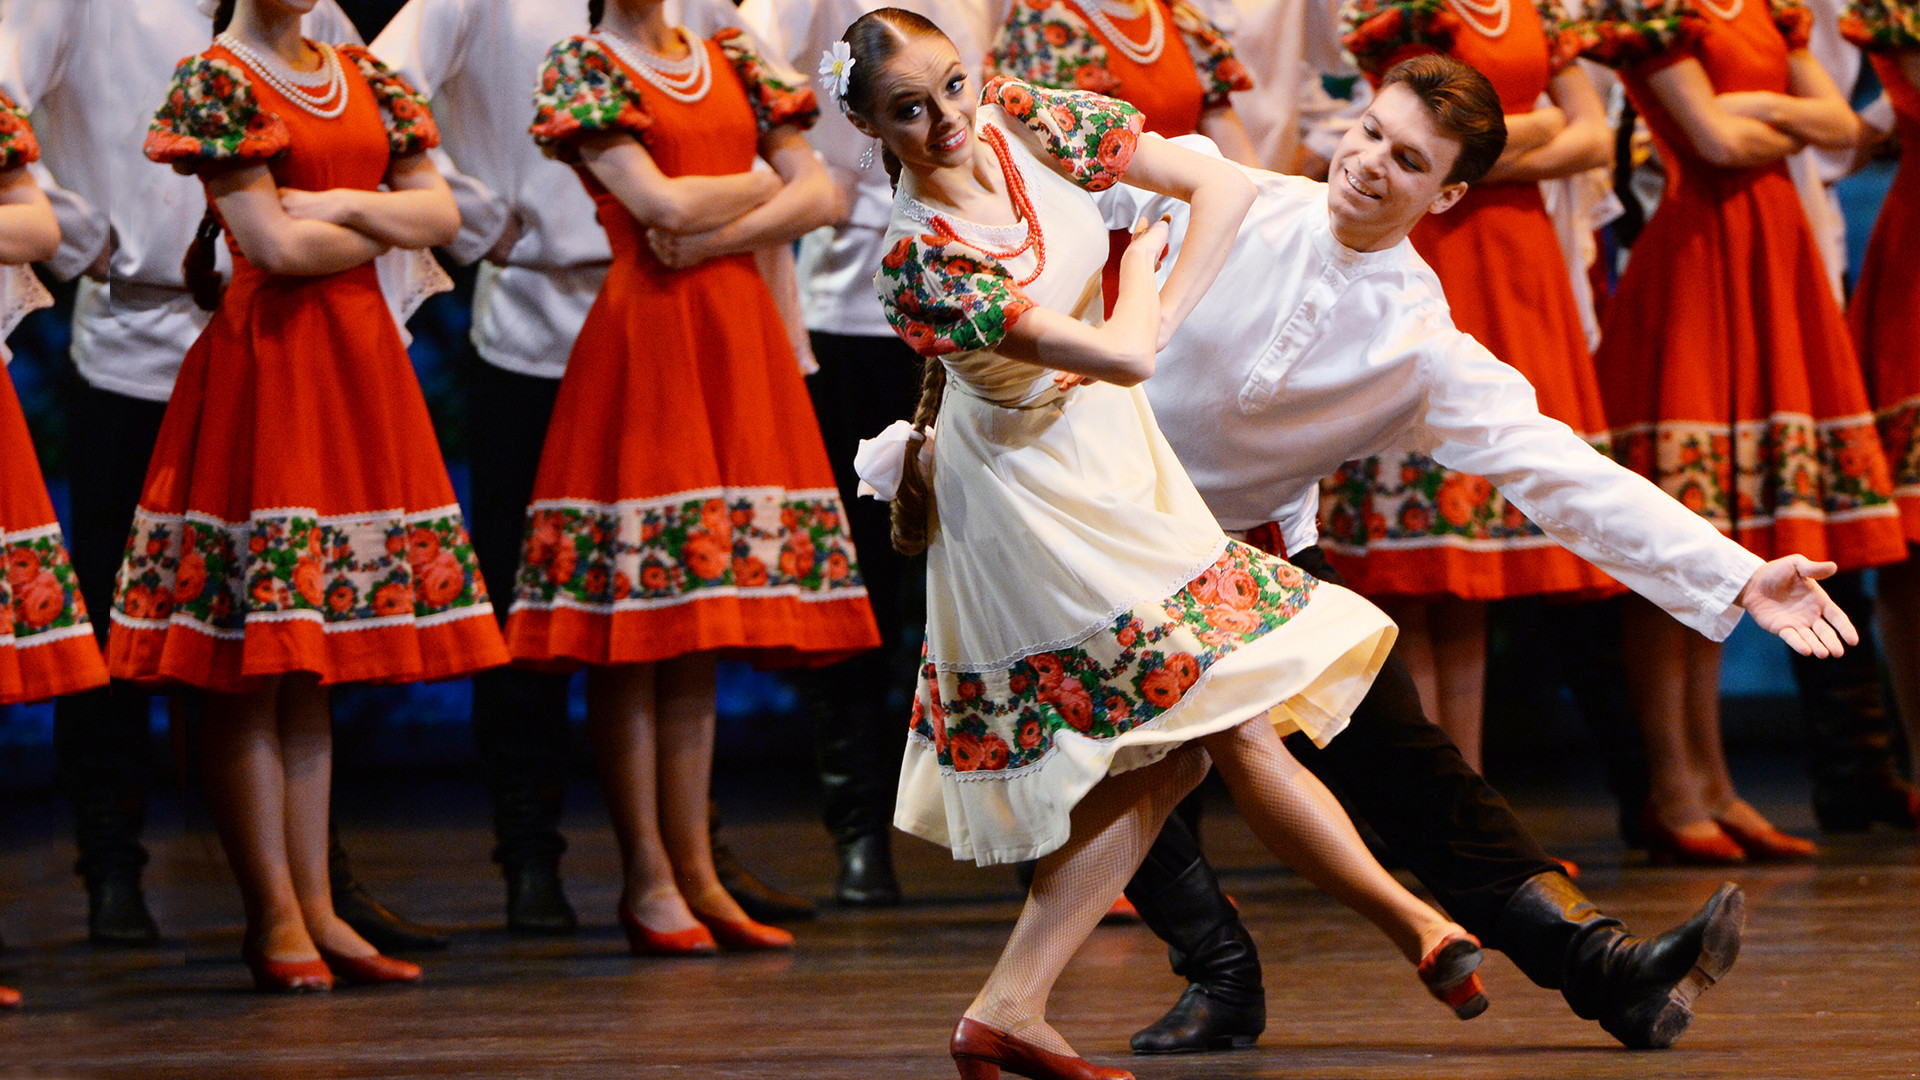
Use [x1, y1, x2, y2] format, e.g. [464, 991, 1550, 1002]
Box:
[881, 78, 1396, 867]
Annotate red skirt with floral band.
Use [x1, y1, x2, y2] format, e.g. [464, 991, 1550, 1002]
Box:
[2, 370, 107, 705]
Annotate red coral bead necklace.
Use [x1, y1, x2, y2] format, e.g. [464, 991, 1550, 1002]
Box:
[925, 125, 1047, 287]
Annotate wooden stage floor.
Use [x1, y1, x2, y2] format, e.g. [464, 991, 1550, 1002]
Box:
[0, 767, 1915, 1079]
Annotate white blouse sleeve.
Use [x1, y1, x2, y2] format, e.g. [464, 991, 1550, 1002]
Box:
[1417, 325, 1765, 641]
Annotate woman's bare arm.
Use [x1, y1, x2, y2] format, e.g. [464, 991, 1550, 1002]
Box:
[1483, 65, 1613, 182]
[209, 164, 388, 275]
[0, 165, 60, 264]
[997, 219, 1168, 384]
[579, 131, 780, 233]
[1646, 57, 1803, 168]
[646, 126, 837, 268]
[276, 152, 460, 249]
[1714, 50, 1862, 150]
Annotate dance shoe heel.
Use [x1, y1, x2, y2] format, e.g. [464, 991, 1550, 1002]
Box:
[0, 986, 19, 1009]
[950, 1018, 1135, 1080]
[242, 945, 334, 993]
[1640, 804, 1745, 866]
[1417, 934, 1489, 1020]
[694, 912, 794, 951]
[318, 948, 423, 985]
[617, 907, 718, 957]
[1713, 817, 1818, 861]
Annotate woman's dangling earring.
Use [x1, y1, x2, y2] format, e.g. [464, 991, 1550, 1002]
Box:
[860, 140, 878, 171]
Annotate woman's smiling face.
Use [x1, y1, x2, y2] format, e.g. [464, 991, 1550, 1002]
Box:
[848, 34, 976, 174]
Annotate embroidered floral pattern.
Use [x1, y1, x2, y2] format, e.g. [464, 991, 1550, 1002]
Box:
[878, 232, 1036, 358]
[145, 54, 293, 173]
[530, 36, 653, 163]
[1537, 0, 1586, 72]
[1564, 0, 1705, 68]
[984, 77, 1143, 190]
[1840, 0, 1920, 50]
[1876, 396, 1920, 504]
[336, 44, 440, 157]
[1339, 0, 1462, 79]
[113, 506, 491, 635]
[908, 542, 1316, 776]
[1168, 1, 1256, 106]
[1767, 0, 1815, 46]
[989, 1, 1252, 108]
[5, 525, 91, 645]
[1608, 416, 1895, 530]
[511, 489, 864, 612]
[713, 28, 820, 136]
[0, 89, 39, 171]
[1319, 447, 1601, 549]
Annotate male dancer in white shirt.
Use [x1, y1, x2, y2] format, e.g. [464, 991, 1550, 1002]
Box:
[1082, 56, 1855, 1052]
[3, 0, 444, 951]
[370, 0, 816, 933]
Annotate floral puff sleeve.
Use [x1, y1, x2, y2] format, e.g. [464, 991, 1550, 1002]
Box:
[0, 90, 39, 171]
[1766, 0, 1815, 46]
[1562, 0, 1705, 71]
[144, 54, 292, 175]
[529, 36, 652, 163]
[1169, 1, 1255, 108]
[877, 233, 1035, 358]
[713, 28, 819, 136]
[337, 45, 440, 156]
[987, 1, 1122, 96]
[982, 77, 1143, 192]
[1339, 0, 1462, 83]
[1536, 0, 1587, 73]
[1840, 0, 1920, 51]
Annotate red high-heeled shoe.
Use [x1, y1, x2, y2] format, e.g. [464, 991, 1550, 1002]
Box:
[949, 1017, 1134, 1080]
[693, 911, 794, 951]
[1640, 803, 1745, 866]
[318, 948, 422, 985]
[618, 906, 718, 957]
[241, 944, 334, 993]
[1714, 815, 1818, 861]
[1416, 933, 1489, 1020]
[0, 985, 20, 1009]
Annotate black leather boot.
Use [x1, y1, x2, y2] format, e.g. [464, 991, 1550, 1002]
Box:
[329, 829, 451, 953]
[1491, 871, 1744, 1049]
[503, 859, 577, 935]
[1123, 815, 1265, 1054]
[85, 867, 159, 947]
[490, 779, 576, 935]
[804, 651, 905, 908]
[712, 801, 816, 922]
[834, 832, 902, 907]
[61, 700, 159, 946]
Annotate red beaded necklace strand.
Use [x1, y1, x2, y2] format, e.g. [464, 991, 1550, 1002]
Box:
[926, 124, 1047, 286]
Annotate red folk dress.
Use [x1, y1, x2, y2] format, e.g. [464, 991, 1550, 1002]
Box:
[0, 92, 108, 704]
[1321, 0, 1622, 600]
[112, 43, 509, 692]
[1840, 3, 1920, 541]
[1577, 0, 1904, 568]
[513, 30, 878, 669]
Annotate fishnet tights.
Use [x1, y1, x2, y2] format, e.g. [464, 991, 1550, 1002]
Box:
[1200, 718, 1459, 965]
[965, 744, 1212, 1057]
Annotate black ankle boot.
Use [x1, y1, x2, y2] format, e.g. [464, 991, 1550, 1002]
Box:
[86, 869, 159, 947]
[1491, 872, 1744, 1049]
[834, 832, 902, 907]
[504, 860, 577, 935]
[329, 830, 450, 953]
[1796, 571, 1920, 832]
[712, 801, 816, 923]
[1124, 815, 1264, 1054]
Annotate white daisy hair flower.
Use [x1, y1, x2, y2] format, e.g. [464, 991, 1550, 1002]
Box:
[196, 0, 221, 16]
[819, 42, 857, 109]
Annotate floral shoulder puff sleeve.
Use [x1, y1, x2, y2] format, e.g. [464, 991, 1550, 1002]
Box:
[0, 90, 38, 171]
[877, 235, 1036, 358]
[1167, 1, 1255, 108]
[713, 28, 819, 136]
[1841, 0, 1920, 51]
[1561, 0, 1706, 71]
[337, 44, 441, 157]
[529, 36, 652, 163]
[144, 53, 293, 174]
[982, 77, 1144, 191]
[1339, 0, 1462, 83]
[1536, 0, 1588, 73]
[1766, 0, 1815, 47]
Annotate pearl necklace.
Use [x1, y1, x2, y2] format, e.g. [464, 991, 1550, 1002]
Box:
[1068, 0, 1165, 67]
[1446, 0, 1512, 37]
[215, 32, 348, 119]
[599, 26, 712, 104]
[1695, 0, 1744, 20]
